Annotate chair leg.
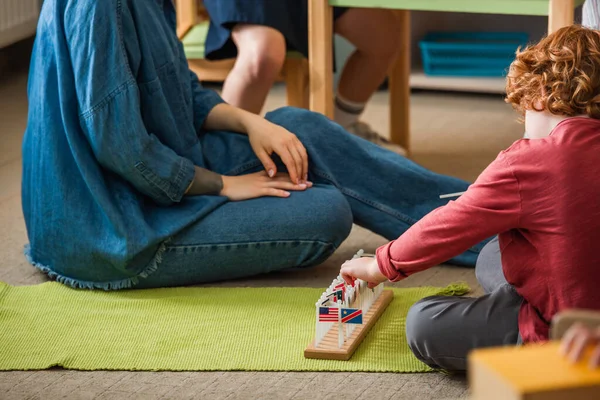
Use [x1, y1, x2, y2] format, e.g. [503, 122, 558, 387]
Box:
[308, 0, 334, 118]
[175, 0, 198, 39]
[283, 58, 309, 109]
[388, 10, 411, 155]
[548, 0, 574, 33]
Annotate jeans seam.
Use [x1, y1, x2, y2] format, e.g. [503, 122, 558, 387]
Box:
[164, 239, 336, 252]
[312, 167, 481, 255]
[342, 187, 417, 226]
[311, 168, 417, 226]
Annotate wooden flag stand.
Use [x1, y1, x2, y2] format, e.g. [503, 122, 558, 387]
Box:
[304, 289, 394, 361]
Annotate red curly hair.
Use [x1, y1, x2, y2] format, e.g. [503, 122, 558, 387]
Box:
[506, 25, 600, 119]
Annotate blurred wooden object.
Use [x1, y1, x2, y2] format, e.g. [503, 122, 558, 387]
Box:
[550, 309, 600, 340]
[175, 0, 308, 109]
[308, 0, 333, 118]
[388, 10, 411, 152]
[469, 343, 600, 400]
[469, 309, 600, 400]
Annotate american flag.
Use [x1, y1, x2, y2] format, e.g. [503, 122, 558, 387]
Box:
[319, 307, 339, 322]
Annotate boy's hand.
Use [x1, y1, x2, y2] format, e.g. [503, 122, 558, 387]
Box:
[560, 323, 600, 369]
[221, 171, 312, 201]
[340, 257, 387, 288]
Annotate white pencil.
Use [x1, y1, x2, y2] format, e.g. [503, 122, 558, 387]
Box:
[439, 191, 466, 199]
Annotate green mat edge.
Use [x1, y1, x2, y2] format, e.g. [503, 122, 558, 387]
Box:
[0, 282, 471, 373]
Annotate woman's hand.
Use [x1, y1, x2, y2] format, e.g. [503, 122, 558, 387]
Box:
[243, 115, 309, 185]
[220, 171, 312, 201]
[560, 323, 600, 368]
[340, 257, 388, 289]
[202, 104, 308, 185]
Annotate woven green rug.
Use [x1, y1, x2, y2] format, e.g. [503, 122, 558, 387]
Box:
[0, 281, 469, 372]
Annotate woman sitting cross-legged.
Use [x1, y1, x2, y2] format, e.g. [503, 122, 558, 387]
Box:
[21, 0, 481, 290]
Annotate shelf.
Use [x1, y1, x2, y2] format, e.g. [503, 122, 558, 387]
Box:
[409, 69, 506, 93]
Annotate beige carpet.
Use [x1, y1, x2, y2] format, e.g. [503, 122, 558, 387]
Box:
[0, 42, 523, 399]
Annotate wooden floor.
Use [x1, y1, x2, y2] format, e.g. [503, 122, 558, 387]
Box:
[0, 44, 523, 399]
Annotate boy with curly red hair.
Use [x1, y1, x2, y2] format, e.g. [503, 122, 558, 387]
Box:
[341, 25, 600, 371]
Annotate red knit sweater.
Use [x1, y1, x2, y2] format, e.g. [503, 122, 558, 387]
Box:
[377, 117, 600, 342]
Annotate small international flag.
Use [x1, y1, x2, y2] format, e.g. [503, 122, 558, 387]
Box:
[341, 308, 363, 324]
[325, 289, 345, 303]
[319, 307, 339, 322]
[334, 283, 346, 293]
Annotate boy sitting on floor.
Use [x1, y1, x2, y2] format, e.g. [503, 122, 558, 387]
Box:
[341, 25, 600, 371]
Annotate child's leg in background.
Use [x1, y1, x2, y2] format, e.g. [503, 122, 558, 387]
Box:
[221, 24, 286, 114]
[406, 242, 521, 371]
[333, 8, 402, 129]
[475, 236, 509, 293]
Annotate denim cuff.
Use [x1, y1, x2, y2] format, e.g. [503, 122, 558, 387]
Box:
[135, 157, 195, 205]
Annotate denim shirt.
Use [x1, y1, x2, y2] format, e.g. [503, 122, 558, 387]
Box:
[22, 0, 226, 289]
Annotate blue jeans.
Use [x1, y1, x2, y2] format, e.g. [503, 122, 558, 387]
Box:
[137, 108, 482, 288]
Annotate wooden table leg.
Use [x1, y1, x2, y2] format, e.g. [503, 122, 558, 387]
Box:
[308, 0, 334, 118]
[388, 10, 411, 155]
[548, 0, 575, 33]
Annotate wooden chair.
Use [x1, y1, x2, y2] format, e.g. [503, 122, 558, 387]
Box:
[308, 0, 585, 156]
[175, 0, 309, 109]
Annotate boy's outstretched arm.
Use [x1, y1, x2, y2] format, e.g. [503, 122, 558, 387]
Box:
[376, 153, 522, 282]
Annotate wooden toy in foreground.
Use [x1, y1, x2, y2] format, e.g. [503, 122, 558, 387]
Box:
[469, 342, 600, 400]
[304, 250, 394, 361]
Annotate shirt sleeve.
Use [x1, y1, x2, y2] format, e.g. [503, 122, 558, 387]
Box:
[376, 153, 522, 281]
[65, 0, 195, 206]
[189, 69, 225, 133]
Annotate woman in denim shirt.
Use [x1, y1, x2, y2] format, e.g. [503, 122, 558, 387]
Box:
[22, 0, 480, 290]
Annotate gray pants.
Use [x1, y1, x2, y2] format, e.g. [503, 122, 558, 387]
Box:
[406, 237, 522, 371]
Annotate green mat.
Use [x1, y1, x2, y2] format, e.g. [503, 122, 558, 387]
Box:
[0, 281, 469, 372]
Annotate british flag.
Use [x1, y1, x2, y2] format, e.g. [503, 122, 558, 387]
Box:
[319, 307, 339, 322]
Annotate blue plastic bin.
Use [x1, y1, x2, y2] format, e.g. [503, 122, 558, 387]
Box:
[419, 32, 529, 77]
